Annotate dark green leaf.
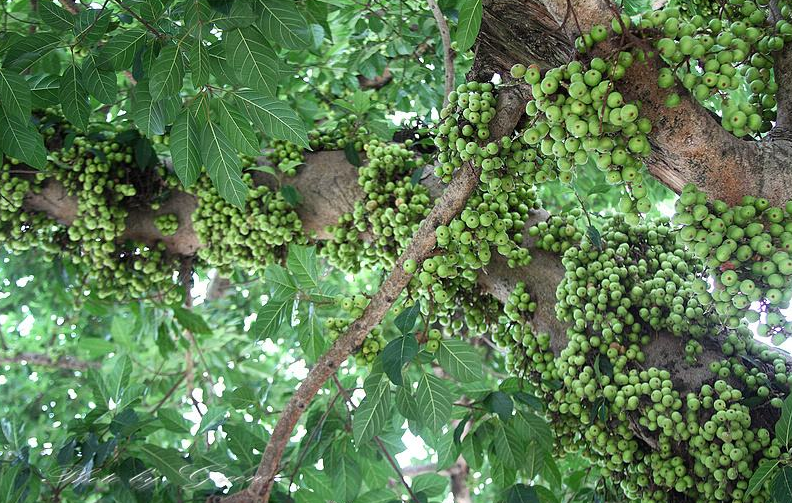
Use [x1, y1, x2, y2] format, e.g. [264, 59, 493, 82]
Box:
[148, 44, 185, 101]
[253, 298, 292, 340]
[353, 378, 390, 446]
[157, 409, 191, 434]
[747, 459, 780, 497]
[197, 406, 228, 434]
[773, 466, 792, 503]
[506, 484, 539, 503]
[99, 30, 148, 70]
[256, 0, 311, 50]
[170, 109, 202, 187]
[381, 334, 418, 386]
[416, 372, 453, 432]
[225, 28, 279, 96]
[456, 0, 482, 52]
[298, 311, 327, 363]
[435, 339, 483, 383]
[82, 53, 118, 104]
[485, 391, 514, 421]
[59, 64, 91, 130]
[264, 264, 298, 299]
[0, 69, 31, 120]
[201, 120, 248, 207]
[344, 141, 361, 166]
[235, 90, 310, 148]
[73, 9, 111, 46]
[0, 112, 47, 169]
[39, 1, 74, 30]
[132, 444, 190, 486]
[287, 244, 319, 289]
[173, 307, 211, 334]
[280, 184, 302, 205]
[776, 393, 792, 448]
[394, 303, 420, 335]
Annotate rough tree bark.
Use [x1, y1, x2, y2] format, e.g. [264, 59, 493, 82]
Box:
[12, 0, 792, 501]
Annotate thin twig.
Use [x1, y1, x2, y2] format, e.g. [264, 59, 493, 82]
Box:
[427, 0, 455, 107]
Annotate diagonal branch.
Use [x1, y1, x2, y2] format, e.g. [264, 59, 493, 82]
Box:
[0, 352, 99, 370]
[211, 84, 530, 503]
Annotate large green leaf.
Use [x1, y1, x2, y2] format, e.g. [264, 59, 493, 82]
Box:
[59, 64, 91, 130]
[105, 354, 133, 405]
[189, 37, 211, 87]
[0, 112, 47, 169]
[201, 120, 248, 207]
[435, 339, 483, 383]
[416, 372, 453, 432]
[506, 484, 539, 503]
[747, 460, 780, 497]
[514, 410, 553, 453]
[256, 0, 311, 50]
[253, 298, 293, 340]
[131, 83, 180, 137]
[332, 454, 362, 502]
[381, 334, 418, 386]
[353, 379, 391, 446]
[224, 27, 279, 96]
[298, 311, 327, 363]
[776, 393, 792, 448]
[411, 473, 448, 497]
[73, 9, 111, 46]
[99, 30, 148, 70]
[132, 444, 190, 486]
[234, 90, 310, 148]
[0, 69, 31, 121]
[774, 466, 792, 503]
[287, 244, 320, 289]
[215, 99, 260, 155]
[170, 109, 202, 187]
[149, 44, 186, 101]
[81, 53, 118, 104]
[27, 74, 60, 107]
[456, 0, 482, 52]
[492, 419, 520, 470]
[2, 32, 60, 72]
[264, 264, 298, 299]
[39, 0, 74, 30]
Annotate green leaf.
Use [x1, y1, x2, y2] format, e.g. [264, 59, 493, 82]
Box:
[435, 339, 483, 383]
[506, 484, 539, 503]
[158, 409, 191, 433]
[216, 98, 260, 155]
[227, 386, 258, 409]
[513, 410, 553, 453]
[287, 244, 320, 289]
[280, 184, 302, 205]
[395, 386, 420, 422]
[173, 307, 211, 334]
[353, 378, 390, 446]
[411, 473, 447, 497]
[253, 298, 293, 340]
[73, 9, 111, 45]
[170, 109, 202, 187]
[747, 459, 780, 497]
[189, 37, 211, 87]
[201, 120, 248, 207]
[0, 69, 31, 120]
[59, 64, 91, 131]
[416, 372, 453, 432]
[0, 112, 46, 169]
[298, 311, 327, 363]
[225, 27, 279, 96]
[99, 30, 148, 70]
[256, 0, 311, 50]
[81, 53, 118, 104]
[132, 444, 190, 485]
[493, 419, 520, 470]
[197, 406, 227, 434]
[2, 32, 60, 72]
[264, 264, 298, 299]
[148, 44, 185, 101]
[381, 334, 418, 386]
[394, 303, 420, 335]
[774, 466, 792, 503]
[455, 0, 482, 52]
[131, 83, 180, 137]
[27, 74, 60, 107]
[333, 454, 362, 502]
[214, 1, 256, 29]
[344, 142, 361, 166]
[39, 1, 74, 30]
[105, 355, 133, 405]
[776, 393, 792, 448]
[234, 90, 310, 148]
[484, 391, 514, 421]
